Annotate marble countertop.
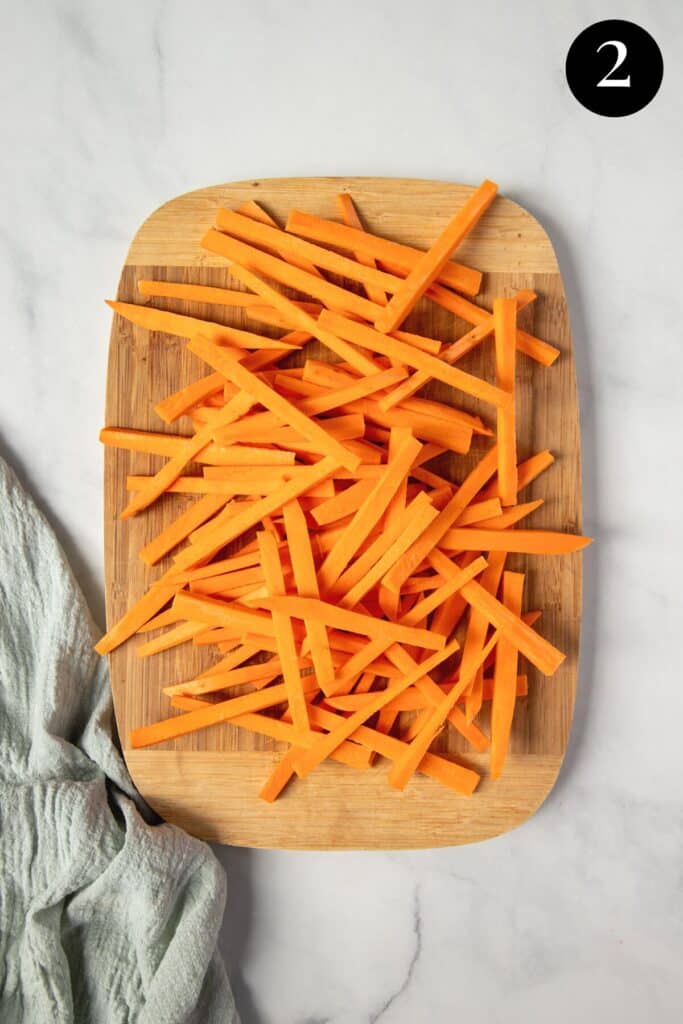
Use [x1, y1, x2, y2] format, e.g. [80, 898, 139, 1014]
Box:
[2, 1, 681, 1020]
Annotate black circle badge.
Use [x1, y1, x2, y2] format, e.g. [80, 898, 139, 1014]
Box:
[566, 20, 663, 117]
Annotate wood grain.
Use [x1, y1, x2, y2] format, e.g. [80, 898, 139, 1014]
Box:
[104, 177, 581, 849]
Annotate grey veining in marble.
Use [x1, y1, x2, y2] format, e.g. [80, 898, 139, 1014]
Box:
[1, 1, 682, 1021]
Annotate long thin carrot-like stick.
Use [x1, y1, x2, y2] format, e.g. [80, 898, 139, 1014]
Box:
[201, 228, 381, 322]
[214, 259, 378, 375]
[382, 446, 499, 593]
[318, 311, 509, 408]
[282, 499, 336, 695]
[216, 209, 406, 298]
[387, 628, 501, 790]
[336, 193, 388, 306]
[292, 638, 460, 778]
[168, 456, 339, 573]
[129, 675, 321, 748]
[379, 289, 536, 411]
[374, 180, 498, 333]
[438, 528, 593, 555]
[256, 531, 310, 738]
[285, 209, 482, 297]
[430, 551, 564, 675]
[188, 334, 361, 473]
[252, 595, 445, 651]
[317, 430, 422, 589]
[95, 583, 179, 656]
[120, 391, 253, 519]
[490, 572, 525, 779]
[236, 200, 324, 277]
[106, 300, 298, 351]
[494, 297, 518, 506]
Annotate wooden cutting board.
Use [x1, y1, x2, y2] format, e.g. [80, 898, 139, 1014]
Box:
[104, 177, 581, 849]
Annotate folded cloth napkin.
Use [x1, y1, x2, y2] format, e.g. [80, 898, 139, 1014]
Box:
[0, 456, 238, 1023]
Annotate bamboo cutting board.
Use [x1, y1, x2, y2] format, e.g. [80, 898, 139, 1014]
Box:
[103, 178, 581, 849]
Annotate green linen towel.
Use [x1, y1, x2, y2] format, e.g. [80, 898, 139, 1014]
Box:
[0, 456, 238, 1023]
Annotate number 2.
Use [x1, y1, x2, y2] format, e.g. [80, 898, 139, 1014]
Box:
[597, 40, 631, 87]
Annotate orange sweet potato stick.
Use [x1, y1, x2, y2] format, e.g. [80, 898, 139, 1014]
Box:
[187, 334, 361, 472]
[339, 498, 440, 609]
[120, 391, 253, 519]
[168, 456, 339, 574]
[326, 675, 529, 712]
[398, 556, 489, 626]
[95, 583, 179, 655]
[292, 638, 460, 778]
[465, 499, 542, 531]
[318, 310, 509, 408]
[285, 209, 482, 297]
[490, 571, 525, 779]
[213, 259, 378, 375]
[477, 451, 554, 502]
[251, 596, 445, 652]
[135, 620, 206, 657]
[378, 289, 537, 410]
[459, 551, 507, 722]
[429, 550, 564, 675]
[236, 200, 324, 277]
[494, 297, 518, 506]
[282, 499, 336, 695]
[438, 528, 593, 555]
[153, 339, 312, 423]
[382, 446, 499, 593]
[336, 193, 388, 306]
[316, 430, 423, 590]
[373, 180, 498, 333]
[129, 675, 321, 748]
[137, 494, 229, 566]
[216, 209, 410, 299]
[387, 626, 503, 789]
[106, 300, 299, 351]
[201, 228, 382, 322]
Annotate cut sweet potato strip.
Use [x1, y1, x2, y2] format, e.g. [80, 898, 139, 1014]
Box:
[282, 499, 335, 695]
[139, 493, 228, 566]
[491, 572, 525, 779]
[106, 300, 298, 351]
[292, 638, 460, 777]
[252, 596, 445, 651]
[188, 334, 360, 472]
[136, 619, 206, 657]
[318, 311, 509, 408]
[317, 430, 422, 590]
[326, 674, 529, 712]
[120, 392, 253, 519]
[95, 583, 178, 655]
[423, 283, 560, 366]
[210, 258, 378, 375]
[216, 208, 410, 298]
[430, 550, 564, 675]
[336, 193, 387, 306]
[494, 297, 518, 506]
[477, 450, 554, 502]
[202, 228, 381, 322]
[382, 446, 499, 593]
[235, 200, 323, 277]
[129, 675, 321, 748]
[374, 180, 498, 333]
[257, 531, 310, 737]
[438, 528, 592, 555]
[285, 209, 482, 297]
[169, 456, 339, 573]
[387, 627, 502, 789]
[379, 289, 536, 409]
[331, 493, 437, 604]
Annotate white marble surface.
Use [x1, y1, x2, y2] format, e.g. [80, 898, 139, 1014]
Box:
[2, 1, 682, 1020]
